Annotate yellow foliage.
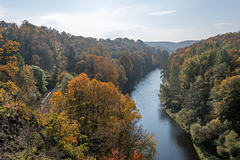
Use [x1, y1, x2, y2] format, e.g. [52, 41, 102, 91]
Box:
[3, 40, 20, 54]
[0, 29, 20, 92]
[0, 88, 7, 103]
[4, 81, 19, 95]
[50, 90, 66, 112]
[49, 73, 145, 156]
[121, 95, 141, 125]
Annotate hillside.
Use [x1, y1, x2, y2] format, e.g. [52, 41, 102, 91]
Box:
[160, 32, 240, 159]
[0, 20, 168, 93]
[0, 21, 168, 159]
[145, 40, 198, 53]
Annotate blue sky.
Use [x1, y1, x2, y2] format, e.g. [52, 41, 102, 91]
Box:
[0, 0, 239, 42]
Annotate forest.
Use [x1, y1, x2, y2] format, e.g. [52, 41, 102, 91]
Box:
[160, 32, 240, 159]
[0, 20, 168, 159]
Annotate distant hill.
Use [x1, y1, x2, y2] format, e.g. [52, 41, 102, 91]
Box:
[145, 40, 198, 53]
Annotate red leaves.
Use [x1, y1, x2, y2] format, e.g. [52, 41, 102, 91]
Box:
[100, 149, 126, 160]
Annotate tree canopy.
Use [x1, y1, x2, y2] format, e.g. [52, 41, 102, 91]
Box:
[0, 21, 161, 159]
[160, 31, 240, 159]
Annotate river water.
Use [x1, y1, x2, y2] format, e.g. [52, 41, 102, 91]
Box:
[130, 69, 199, 160]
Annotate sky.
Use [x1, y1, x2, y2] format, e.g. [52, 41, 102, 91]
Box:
[0, 0, 239, 42]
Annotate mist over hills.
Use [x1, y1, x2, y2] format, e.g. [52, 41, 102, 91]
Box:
[145, 40, 198, 53]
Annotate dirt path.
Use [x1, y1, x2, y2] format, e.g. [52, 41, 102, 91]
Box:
[41, 87, 58, 114]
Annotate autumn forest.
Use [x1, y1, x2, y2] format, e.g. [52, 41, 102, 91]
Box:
[1, 18, 240, 160]
[160, 32, 240, 159]
[0, 20, 168, 159]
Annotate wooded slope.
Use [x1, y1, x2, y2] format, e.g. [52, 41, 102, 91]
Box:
[160, 32, 240, 159]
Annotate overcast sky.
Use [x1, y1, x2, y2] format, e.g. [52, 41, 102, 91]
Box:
[0, 0, 239, 42]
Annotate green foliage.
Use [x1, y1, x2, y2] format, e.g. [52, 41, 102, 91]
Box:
[190, 123, 203, 144]
[191, 118, 224, 145]
[214, 75, 240, 132]
[216, 130, 240, 160]
[17, 65, 40, 104]
[30, 65, 48, 93]
[176, 109, 196, 131]
[57, 71, 73, 93]
[1, 21, 168, 93]
[160, 31, 240, 159]
[0, 20, 166, 159]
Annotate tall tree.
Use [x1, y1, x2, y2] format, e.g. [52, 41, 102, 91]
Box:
[30, 65, 48, 93]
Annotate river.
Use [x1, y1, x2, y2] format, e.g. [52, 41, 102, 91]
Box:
[130, 69, 199, 160]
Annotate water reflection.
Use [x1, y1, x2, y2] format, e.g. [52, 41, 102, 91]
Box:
[131, 69, 199, 160]
[159, 107, 169, 120]
[159, 103, 199, 159]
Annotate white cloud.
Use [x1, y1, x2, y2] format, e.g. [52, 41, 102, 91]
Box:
[120, 7, 130, 10]
[148, 10, 176, 16]
[35, 11, 186, 41]
[98, 9, 108, 15]
[213, 23, 233, 28]
[100, 25, 146, 39]
[36, 11, 144, 39]
[187, 26, 198, 29]
[114, 6, 130, 14]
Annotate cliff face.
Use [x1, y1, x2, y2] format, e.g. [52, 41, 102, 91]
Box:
[0, 114, 26, 159]
[0, 112, 66, 159]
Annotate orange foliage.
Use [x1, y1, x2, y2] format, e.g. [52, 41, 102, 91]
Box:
[0, 37, 20, 80]
[50, 73, 142, 155]
[184, 48, 191, 53]
[3, 40, 20, 54]
[66, 73, 140, 126]
[0, 28, 20, 107]
[83, 54, 119, 86]
[100, 149, 126, 160]
[132, 150, 147, 160]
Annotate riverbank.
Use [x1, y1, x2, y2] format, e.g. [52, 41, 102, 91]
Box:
[163, 107, 220, 160]
[131, 69, 199, 160]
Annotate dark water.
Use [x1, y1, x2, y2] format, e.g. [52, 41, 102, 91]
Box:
[130, 69, 199, 160]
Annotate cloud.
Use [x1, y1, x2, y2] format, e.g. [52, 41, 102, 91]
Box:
[98, 9, 108, 15]
[37, 11, 144, 39]
[187, 26, 198, 29]
[100, 25, 146, 39]
[0, 7, 6, 18]
[36, 11, 182, 41]
[148, 10, 176, 16]
[213, 23, 233, 28]
[114, 6, 130, 14]
[120, 7, 130, 10]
